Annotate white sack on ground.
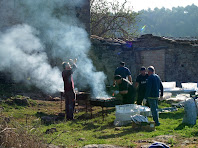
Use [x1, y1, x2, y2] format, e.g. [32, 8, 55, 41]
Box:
[182, 98, 197, 125]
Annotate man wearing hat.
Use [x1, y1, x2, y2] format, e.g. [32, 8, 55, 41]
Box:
[135, 66, 149, 105]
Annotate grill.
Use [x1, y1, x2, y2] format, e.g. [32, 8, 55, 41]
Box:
[90, 97, 120, 107]
[60, 91, 90, 112]
[90, 97, 122, 121]
[76, 91, 90, 112]
[60, 91, 122, 120]
[76, 92, 90, 100]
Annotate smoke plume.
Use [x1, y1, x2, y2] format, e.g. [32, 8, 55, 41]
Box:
[0, 24, 62, 94]
[0, 0, 108, 97]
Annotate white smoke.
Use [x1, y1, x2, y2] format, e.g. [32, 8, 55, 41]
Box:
[0, 0, 108, 97]
[0, 24, 62, 94]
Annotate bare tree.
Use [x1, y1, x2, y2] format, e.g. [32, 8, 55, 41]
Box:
[90, 0, 139, 40]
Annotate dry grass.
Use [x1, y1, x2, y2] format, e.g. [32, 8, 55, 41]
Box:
[0, 116, 46, 148]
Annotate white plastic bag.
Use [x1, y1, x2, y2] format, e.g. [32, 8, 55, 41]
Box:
[182, 98, 197, 125]
[114, 104, 151, 126]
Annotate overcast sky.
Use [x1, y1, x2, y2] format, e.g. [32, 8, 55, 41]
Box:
[108, 0, 198, 12]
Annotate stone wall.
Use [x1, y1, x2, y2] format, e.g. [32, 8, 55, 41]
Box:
[90, 36, 136, 85]
[90, 34, 198, 86]
[165, 44, 198, 86]
[132, 34, 198, 86]
[135, 49, 165, 81]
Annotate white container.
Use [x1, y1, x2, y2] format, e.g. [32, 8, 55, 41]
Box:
[114, 104, 151, 126]
[181, 83, 197, 91]
[162, 82, 176, 90]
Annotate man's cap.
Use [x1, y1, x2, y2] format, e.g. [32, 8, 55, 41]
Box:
[147, 66, 155, 72]
[120, 61, 125, 66]
[114, 75, 122, 80]
[140, 66, 146, 71]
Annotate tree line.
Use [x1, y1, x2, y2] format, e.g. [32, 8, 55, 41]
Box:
[137, 4, 198, 37]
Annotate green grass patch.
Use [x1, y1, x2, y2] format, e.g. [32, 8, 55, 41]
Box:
[1, 96, 198, 147]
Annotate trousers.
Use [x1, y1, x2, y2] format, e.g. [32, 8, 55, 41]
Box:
[65, 91, 76, 120]
[147, 98, 160, 126]
[137, 89, 146, 105]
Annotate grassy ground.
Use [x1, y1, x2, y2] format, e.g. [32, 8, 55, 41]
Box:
[1, 96, 198, 148]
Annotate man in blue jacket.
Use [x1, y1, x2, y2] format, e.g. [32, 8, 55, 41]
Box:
[114, 61, 132, 86]
[144, 66, 163, 126]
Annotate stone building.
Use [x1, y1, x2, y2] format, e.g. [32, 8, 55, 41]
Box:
[90, 34, 198, 86]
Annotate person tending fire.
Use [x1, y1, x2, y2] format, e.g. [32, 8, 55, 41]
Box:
[62, 58, 77, 120]
[114, 75, 136, 104]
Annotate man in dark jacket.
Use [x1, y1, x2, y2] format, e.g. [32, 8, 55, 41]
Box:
[62, 59, 77, 120]
[135, 66, 149, 105]
[144, 66, 163, 126]
[114, 75, 136, 104]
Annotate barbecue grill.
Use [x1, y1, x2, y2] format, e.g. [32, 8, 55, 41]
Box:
[60, 90, 122, 120]
[76, 91, 90, 112]
[60, 91, 90, 112]
[90, 97, 122, 121]
[90, 97, 121, 107]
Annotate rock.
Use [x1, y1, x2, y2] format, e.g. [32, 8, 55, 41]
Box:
[52, 97, 61, 101]
[83, 144, 98, 148]
[154, 135, 175, 143]
[45, 128, 57, 134]
[41, 116, 55, 125]
[46, 96, 53, 101]
[140, 144, 152, 148]
[14, 97, 29, 106]
[181, 140, 190, 145]
[115, 127, 122, 131]
[137, 140, 151, 143]
[46, 96, 61, 101]
[5, 96, 30, 106]
[82, 144, 125, 148]
[78, 138, 85, 141]
[47, 144, 60, 148]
